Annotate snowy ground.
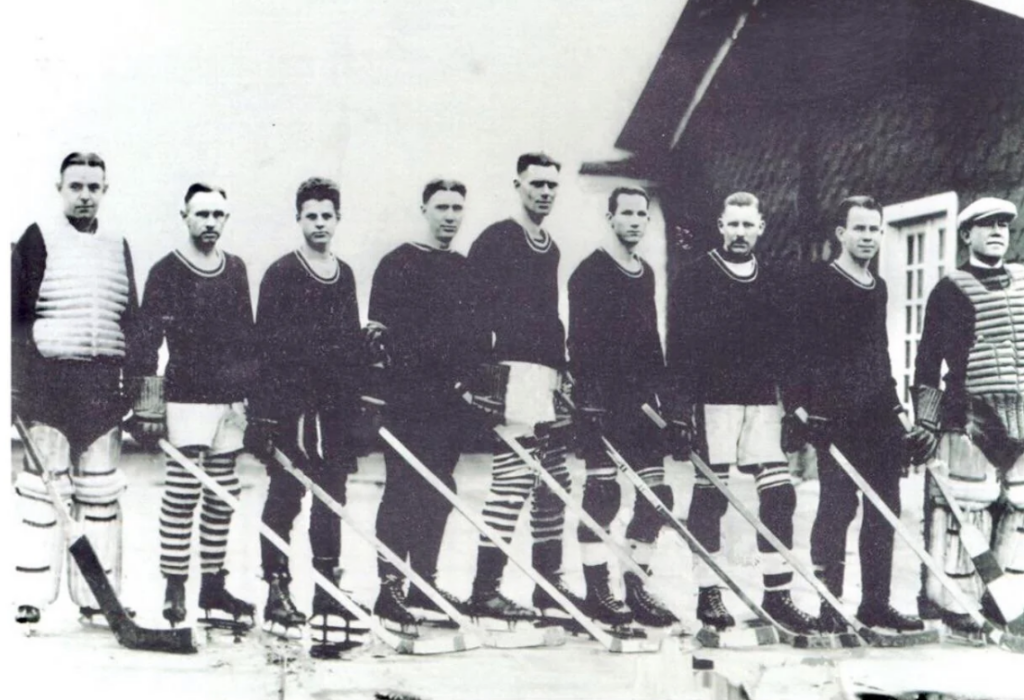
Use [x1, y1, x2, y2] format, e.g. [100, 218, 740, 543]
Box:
[6, 443, 1024, 700]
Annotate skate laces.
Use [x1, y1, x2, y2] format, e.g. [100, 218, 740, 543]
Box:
[705, 589, 728, 617]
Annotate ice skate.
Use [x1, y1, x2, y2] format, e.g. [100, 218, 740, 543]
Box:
[467, 588, 538, 631]
[624, 571, 677, 629]
[696, 586, 735, 631]
[583, 564, 633, 627]
[762, 590, 817, 635]
[374, 573, 419, 637]
[309, 562, 372, 657]
[405, 581, 468, 627]
[198, 570, 255, 637]
[163, 575, 187, 627]
[16, 605, 41, 625]
[262, 572, 306, 640]
[532, 576, 586, 618]
[857, 603, 924, 632]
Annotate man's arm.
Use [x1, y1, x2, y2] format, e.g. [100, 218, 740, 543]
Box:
[11, 225, 46, 403]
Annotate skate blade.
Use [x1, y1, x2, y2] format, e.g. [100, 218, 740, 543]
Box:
[378, 616, 420, 638]
[605, 634, 664, 654]
[473, 615, 540, 632]
[262, 619, 304, 640]
[861, 627, 940, 648]
[309, 613, 371, 647]
[310, 641, 363, 659]
[635, 621, 690, 640]
[696, 624, 781, 648]
[408, 607, 459, 627]
[393, 630, 481, 655]
[482, 624, 566, 649]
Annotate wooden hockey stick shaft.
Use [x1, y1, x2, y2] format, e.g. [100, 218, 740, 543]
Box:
[14, 417, 196, 654]
[794, 409, 1004, 645]
[492, 425, 658, 586]
[639, 404, 875, 644]
[271, 448, 478, 634]
[159, 440, 410, 652]
[379, 426, 646, 653]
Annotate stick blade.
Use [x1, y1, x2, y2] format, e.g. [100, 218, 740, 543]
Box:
[68, 536, 197, 654]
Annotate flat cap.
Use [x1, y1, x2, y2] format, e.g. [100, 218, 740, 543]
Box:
[958, 197, 1018, 229]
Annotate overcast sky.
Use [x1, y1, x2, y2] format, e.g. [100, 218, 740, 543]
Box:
[3, 0, 687, 311]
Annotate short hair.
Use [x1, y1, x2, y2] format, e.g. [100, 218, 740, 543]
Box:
[422, 178, 467, 204]
[608, 186, 650, 214]
[60, 152, 105, 175]
[295, 177, 340, 214]
[835, 195, 883, 229]
[184, 182, 227, 206]
[516, 152, 561, 175]
[721, 191, 762, 216]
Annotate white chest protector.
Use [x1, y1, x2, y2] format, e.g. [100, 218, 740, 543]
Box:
[948, 264, 1024, 396]
[32, 220, 130, 360]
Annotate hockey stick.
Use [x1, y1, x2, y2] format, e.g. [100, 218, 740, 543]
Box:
[490, 423, 686, 622]
[642, 404, 898, 647]
[795, 408, 1012, 650]
[159, 440, 463, 655]
[897, 415, 1024, 630]
[271, 447, 517, 651]
[13, 416, 197, 654]
[379, 426, 661, 653]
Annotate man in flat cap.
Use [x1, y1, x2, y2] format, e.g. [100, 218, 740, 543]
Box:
[912, 196, 1024, 634]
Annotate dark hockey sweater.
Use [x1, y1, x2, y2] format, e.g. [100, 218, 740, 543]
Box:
[468, 218, 565, 369]
[787, 261, 900, 420]
[667, 249, 785, 406]
[369, 242, 486, 414]
[568, 248, 664, 411]
[251, 251, 363, 420]
[132, 250, 255, 404]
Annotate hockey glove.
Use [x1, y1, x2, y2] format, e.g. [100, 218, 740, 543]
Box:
[904, 423, 938, 466]
[783, 410, 832, 453]
[244, 416, 280, 461]
[363, 321, 389, 367]
[124, 376, 166, 450]
[457, 363, 509, 425]
[667, 417, 693, 462]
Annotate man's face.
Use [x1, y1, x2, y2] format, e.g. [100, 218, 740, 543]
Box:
[965, 215, 1012, 261]
[181, 190, 229, 250]
[607, 193, 650, 248]
[422, 189, 465, 245]
[298, 199, 340, 252]
[718, 204, 764, 254]
[836, 206, 883, 263]
[515, 164, 560, 219]
[57, 165, 108, 220]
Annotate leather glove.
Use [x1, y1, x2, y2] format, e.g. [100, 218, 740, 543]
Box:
[905, 423, 938, 466]
[363, 321, 389, 366]
[244, 416, 280, 461]
[667, 417, 693, 462]
[125, 376, 166, 450]
[783, 411, 832, 452]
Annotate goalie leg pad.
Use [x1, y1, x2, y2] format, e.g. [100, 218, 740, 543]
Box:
[995, 459, 1024, 585]
[938, 507, 992, 614]
[14, 471, 68, 608]
[69, 427, 127, 607]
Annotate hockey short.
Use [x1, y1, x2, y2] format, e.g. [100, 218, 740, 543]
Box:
[166, 402, 246, 454]
[501, 361, 558, 435]
[698, 403, 786, 467]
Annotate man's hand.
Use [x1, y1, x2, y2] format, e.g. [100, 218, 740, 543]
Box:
[667, 416, 693, 462]
[244, 416, 280, 461]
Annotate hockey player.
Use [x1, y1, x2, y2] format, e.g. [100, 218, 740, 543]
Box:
[11, 152, 138, 625]
[246, 177, 369, 646]
[465, 153, 579, 622]
[131, 182, 257, 628]
[667, 192, 816, 634]
[568, 186, 678, 629]
[368, 178, 485, 632]
[913, 197, 1022, 634]
[785, 195, 931, 632]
